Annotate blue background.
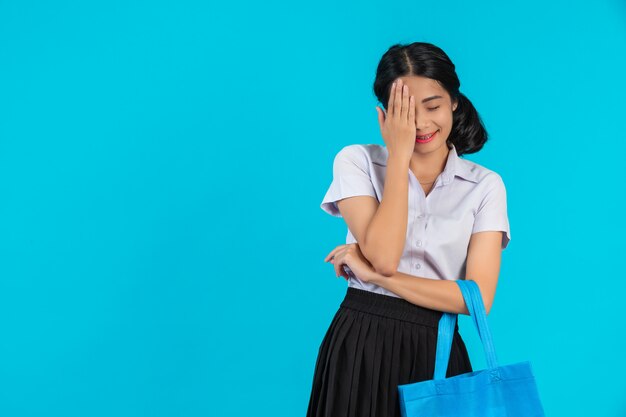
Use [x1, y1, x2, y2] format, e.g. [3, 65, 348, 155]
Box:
[1, 1, 625, 416]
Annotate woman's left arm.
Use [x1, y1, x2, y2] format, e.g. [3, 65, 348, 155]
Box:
[369, 231, 504, 315]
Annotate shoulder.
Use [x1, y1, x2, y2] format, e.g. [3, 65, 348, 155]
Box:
[333, 143, 388, 168]
[334, 143, 381, 159]
[456, 156, 506, 189]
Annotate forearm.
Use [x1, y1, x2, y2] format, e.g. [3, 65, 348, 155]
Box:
[362, 154, 411, 276]
[369, 271, 471, 315]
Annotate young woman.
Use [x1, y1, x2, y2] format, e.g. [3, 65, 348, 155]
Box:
[306, 42, 511, 417]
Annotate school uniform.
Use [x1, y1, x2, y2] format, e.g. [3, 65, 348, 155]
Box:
[306, 143, 511, 417]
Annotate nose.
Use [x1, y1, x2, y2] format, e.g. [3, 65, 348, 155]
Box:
[415, 110, 431, 131]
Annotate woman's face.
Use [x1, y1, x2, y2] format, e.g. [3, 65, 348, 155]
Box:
[395, 75, 458, 152]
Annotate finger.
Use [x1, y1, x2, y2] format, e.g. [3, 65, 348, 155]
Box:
[333, 251, 349, 277]
[334, 260, 342, 277]
[387, 82, 396, 118]
[375, 106, 386, 133]
[324, 245, 345, 262]
[324, 246, 345, 262]
[401, 84, 409, 121]
[408, 95, 415, 126]
[340, 265, 350, 280]
[393, 79, 403, 120]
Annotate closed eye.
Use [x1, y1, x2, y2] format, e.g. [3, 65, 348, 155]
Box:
[428, 106, 440, 111]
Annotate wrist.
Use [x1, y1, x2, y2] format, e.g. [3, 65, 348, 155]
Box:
[367, 269, 387, 285]
[387, 152, 411, 167]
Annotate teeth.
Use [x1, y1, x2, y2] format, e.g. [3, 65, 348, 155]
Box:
[417, 132, 435, 139]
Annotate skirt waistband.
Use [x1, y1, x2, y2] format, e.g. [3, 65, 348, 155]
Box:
[339, 287, 458, 330]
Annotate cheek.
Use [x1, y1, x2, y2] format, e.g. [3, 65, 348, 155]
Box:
[434, 113, 453, 128]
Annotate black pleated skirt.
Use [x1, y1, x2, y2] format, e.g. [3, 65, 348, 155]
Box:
[306, 287, 473, 417]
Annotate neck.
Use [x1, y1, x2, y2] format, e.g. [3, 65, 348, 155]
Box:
[410, 143, 451, 182]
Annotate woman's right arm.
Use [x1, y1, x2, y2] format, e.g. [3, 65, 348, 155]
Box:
[337, 79, 416, 277]
[365, 153, 411, 275]
[336, 153, 410, 277]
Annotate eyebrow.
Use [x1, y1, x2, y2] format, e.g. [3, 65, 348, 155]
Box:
[421, 95, 443, 103]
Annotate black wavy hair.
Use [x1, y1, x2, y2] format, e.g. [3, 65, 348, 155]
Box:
[373, 42, 488, 155]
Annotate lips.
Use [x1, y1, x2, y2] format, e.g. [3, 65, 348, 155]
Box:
[416, 131, 436, 139]
[416, 130, 438, 143]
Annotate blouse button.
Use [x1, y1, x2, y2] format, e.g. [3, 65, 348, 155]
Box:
[416, 240, 422, 247]
[415, 263, 421, 269]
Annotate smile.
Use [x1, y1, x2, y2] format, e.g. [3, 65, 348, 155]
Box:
[416, 130, 438, 143]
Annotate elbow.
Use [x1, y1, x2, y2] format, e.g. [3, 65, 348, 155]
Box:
[484, 299, 493, 316]
[468, 303, 491, 316]
[464, 292, 492, 316]
[361, 244, 398, 277]
[373, 261, 398, 278]
[485, 291, 495, 315]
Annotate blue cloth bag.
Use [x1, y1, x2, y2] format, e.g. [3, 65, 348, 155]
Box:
[398, 279, 545, 416]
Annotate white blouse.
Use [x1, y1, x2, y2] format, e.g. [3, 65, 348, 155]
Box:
[320, 143, 511, 298]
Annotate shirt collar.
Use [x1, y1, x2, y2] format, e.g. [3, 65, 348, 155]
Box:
[373, 143, 480, 184]
[441, 143, 480, 184]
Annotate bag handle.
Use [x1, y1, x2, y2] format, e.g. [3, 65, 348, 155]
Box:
[433, 279, 500, 380]
[458, 279, 499, 370]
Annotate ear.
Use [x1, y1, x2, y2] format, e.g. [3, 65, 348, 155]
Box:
[452, 99, 458, 112]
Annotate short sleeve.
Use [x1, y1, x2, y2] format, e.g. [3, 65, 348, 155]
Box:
[471, 173, 511, 250]
[320, 145, 378, 217]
